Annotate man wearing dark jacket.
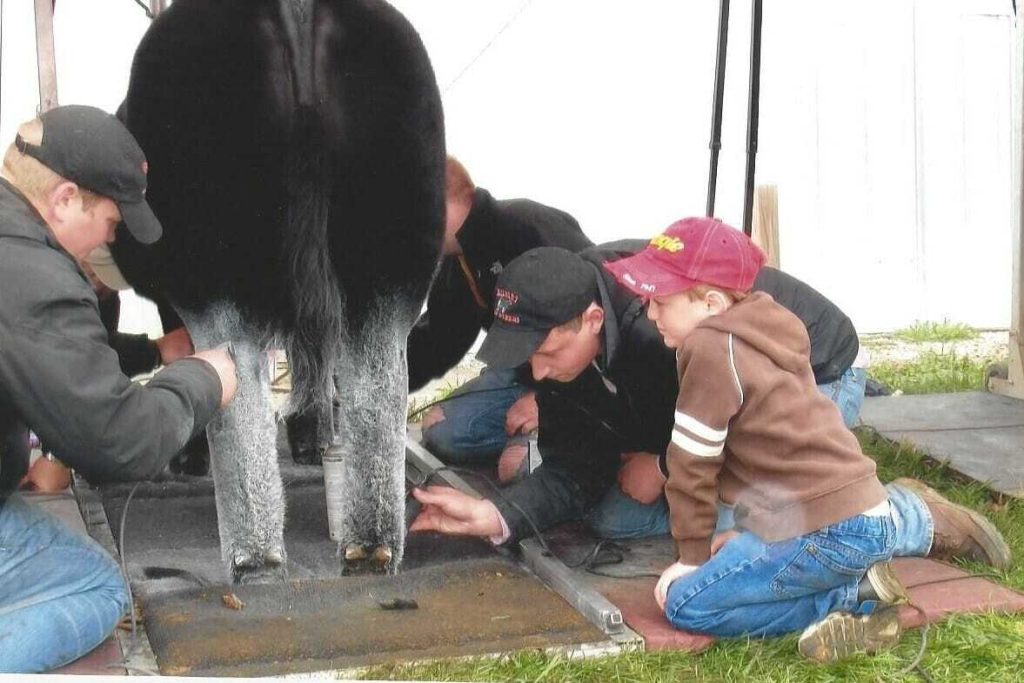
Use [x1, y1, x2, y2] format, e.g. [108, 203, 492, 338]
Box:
[0, 106, 236, 673]
[409, 157, 592, 465]
[410, 240, 866, 546]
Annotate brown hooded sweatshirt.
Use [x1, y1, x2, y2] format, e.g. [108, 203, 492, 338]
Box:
[665, 292, 886, 565]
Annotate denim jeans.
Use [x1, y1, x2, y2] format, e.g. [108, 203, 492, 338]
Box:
[421, 367, 528, 464]
[817, 366, 867, 428]
[0, 494, 130, 673]
[662, 482, 933, 638]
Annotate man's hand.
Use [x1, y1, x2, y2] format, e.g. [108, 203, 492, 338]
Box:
[409, 486, 504, 538]
[711, 529, 740, 555]
[19, 456, 71, 492]
[191, 348, 238, 408]
[654, 561, 698, 611]
[617, 452, 666, 504]
[155, 327, 195, 365]
[504, 392, 538, 436]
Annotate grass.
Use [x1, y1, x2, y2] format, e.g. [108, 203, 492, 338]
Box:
[363, 431, 1024, 682]
[869, 350, 1003, 395]
[894, 320, 979, 344]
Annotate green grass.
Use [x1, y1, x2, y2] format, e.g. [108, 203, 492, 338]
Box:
[894, 320, 979, 344]
[869, 350, 1002, 395]
[363, 431, 1024, 682]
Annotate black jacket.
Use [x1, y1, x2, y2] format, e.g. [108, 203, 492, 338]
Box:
[407, 188, 592, 389]
[492, 241, 862, 543]
[0, 178, 221, 499]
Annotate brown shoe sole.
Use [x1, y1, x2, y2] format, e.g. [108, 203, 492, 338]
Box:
[798, 607, 903, 664]
[892, 478, 1012, 570]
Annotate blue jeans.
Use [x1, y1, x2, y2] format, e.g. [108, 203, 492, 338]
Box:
[0, 494, 130, 673]
[817, 366, 867, 429]
[662, 483, 933, 638]
[421, 368, 528, 464]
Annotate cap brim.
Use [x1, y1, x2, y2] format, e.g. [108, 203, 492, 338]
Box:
[603, 252, 698, 298]
[118, 199, 163, 244]
[85, 245, 131, 291]
[476, 324, 549, 370]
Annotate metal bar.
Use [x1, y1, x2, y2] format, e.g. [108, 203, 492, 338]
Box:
[705, 0, 731, 218]
[518, 537, 625, 636]
[33, 0, 58, 112]
[741, 0, 763, 236]
[149, 0, 167, 17]
[405, 436, 478, 496]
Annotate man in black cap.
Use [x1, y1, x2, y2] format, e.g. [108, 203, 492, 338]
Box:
[0, 105, 237, 672]
[410, 241, 865, 547]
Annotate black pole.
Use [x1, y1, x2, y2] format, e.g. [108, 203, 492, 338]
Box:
[705, 0, 731, 218]
[741, 0, 763, 236]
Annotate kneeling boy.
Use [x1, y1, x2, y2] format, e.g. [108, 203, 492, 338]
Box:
[604, 217, 1011, 662]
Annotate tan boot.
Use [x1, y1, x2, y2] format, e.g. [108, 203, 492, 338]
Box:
[858, 561, 910, 605]
[798, 606, 903, 664]
[893, 478, 1012, 570]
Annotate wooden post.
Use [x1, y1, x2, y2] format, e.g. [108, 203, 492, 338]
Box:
[990, 1, 1024, 399]
[33, 0, 58, 112]
[752, 184, 780, 267]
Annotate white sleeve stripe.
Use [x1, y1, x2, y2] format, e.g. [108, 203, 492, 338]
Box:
[728, 333, 744, 406]
[671, 429, 725, 458]
[674, 411, 728, 442]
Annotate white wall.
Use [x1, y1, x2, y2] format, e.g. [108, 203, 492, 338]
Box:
[1, 0, 1015, 334]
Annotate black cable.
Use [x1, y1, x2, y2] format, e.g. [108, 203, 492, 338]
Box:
[118, 482, 143, 639]
[407, 385, 520, 422]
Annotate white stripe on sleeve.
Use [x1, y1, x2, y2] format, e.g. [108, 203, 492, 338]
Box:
[674, 411, 728, 442]
[671, 429, 725, 458]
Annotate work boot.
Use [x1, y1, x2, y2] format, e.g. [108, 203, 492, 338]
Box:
[892, 478, 1012, 570]
[798, 606, 903, 664]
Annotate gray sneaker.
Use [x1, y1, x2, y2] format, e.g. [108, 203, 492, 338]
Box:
[798, 606, 903, 664]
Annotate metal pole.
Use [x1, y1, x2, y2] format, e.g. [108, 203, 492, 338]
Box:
[33, 0, 58, 112]
[705, 0, 731, 218]
[741, 0, 763, 236]
[149, 0, 167, 16]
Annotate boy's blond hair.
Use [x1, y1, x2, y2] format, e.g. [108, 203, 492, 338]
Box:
[681, 283, 750, 305]
[3, 118, 102, 210]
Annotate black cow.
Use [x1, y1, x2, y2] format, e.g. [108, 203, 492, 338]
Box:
[112, 0, 445, 581]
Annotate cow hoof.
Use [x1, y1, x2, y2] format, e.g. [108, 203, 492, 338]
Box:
[231, 551, 287, 584]
[341, 544, 394, 575]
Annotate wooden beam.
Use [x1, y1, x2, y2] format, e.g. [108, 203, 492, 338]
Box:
[752, 184, 779, 267]
[33, 0, 58, 113]
[990, 1, 1024, 399]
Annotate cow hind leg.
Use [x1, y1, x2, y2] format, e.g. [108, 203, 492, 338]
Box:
[323, 304, 409, 575]
[181, 302, 287, 583]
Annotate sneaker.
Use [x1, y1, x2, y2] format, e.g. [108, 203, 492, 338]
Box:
[892, 478, 1011, 570]
[798, 606, 903, 664]
[858, 561, 910, 605]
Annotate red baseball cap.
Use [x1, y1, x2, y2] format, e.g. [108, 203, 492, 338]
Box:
[604, 217, 765, 297]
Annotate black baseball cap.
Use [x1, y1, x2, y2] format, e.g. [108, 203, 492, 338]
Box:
[476, 247, 597, 369]
[15, 105, 162, 244]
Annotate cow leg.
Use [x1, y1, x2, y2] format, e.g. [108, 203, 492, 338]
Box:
[181, 302, 287, 583]
[284, 398, 340, 465]
[323, 305, 409, 575]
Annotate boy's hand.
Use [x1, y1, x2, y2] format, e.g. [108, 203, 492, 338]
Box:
[618, 452, 666, 504]
[409, 486, 504, 538]
[654, 561, 698, 610]
[711, 529, 740, 555]
[504, 392, 538, 435]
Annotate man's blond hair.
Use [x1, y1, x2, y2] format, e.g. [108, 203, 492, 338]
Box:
[3, 118, 102, 210]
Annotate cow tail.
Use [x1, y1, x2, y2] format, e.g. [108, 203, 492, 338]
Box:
[278, 1, 343, 415]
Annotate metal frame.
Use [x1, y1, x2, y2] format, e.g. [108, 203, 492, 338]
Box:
[33, 0, 58, 112]
[990, 2, 1024, 400]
